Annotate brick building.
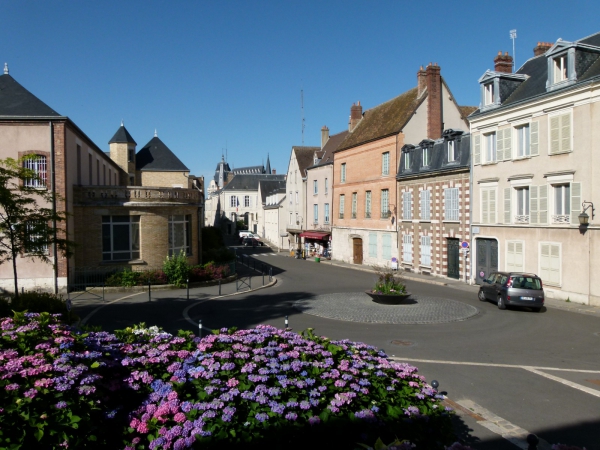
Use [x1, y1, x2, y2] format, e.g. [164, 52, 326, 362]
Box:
[332, 64, 472, 267]
[397, 130, 472, 281]
[0, 68, 204, 293]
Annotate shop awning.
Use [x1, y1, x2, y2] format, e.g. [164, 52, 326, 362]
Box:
[299, 231, 330, 240]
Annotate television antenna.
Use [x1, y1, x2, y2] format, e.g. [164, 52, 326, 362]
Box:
[510, 29, 517, 71]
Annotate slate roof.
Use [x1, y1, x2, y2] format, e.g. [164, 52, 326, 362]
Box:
[0, 74, 61, 117]
[258, 179, 287, 203]
[222, 174, 286, 192]
[232, 165, 265, 174]
[471, 31, 600, 118]
[337, 88, 422, 151]
[307, 130, 349, 170]
[136, 136, 189, 171]
[397, 132, 470, 179]
[293, 146, 320, 176]
[109, 124, 137, 145]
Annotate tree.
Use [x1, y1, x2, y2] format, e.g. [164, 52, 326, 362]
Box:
[0, 156, 74, 297]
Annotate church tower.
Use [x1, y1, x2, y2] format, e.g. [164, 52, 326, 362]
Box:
[109, 122, 137, 185]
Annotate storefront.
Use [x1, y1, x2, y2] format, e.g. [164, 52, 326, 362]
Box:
[299, 231, 331, 257]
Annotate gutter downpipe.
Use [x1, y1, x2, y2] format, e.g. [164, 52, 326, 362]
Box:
[469, 133, 473, 285]
[50, 121, 58, 294]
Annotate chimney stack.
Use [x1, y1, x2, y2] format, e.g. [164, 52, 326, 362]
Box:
[349, 101, 362, 131]
[425, 63, 442, 140]
[534, 42, 553, 57]
[321, 126, 330, 149]
[494, 51, 513, 73]
[272, 169, 276, 174]
[417, 66, 427, 97]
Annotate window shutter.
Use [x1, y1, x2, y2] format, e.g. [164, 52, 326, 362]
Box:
[489, 189, 496, 224]
[482, 189, 489, 224]
[530, 121, 539, 156]
[503, 128, 512, 160]
[538, 185, 548, 224]
[473, 135, 481, 165]
[515, 241, 524, 271]
[530, 186, 538, 224]
[369, 233, 377, 258]
[550, 116, 560, 154]
[540, 243, 560, 285]
[382, 234, 392, 260]
[570, 182, 581, 225]
[561, 113, 571, 152]
[504, 187, 511, 224]
[506, 241, 515, 271]
[496, 129, 504, 161]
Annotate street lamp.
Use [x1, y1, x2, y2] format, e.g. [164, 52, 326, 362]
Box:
[578, 201, 595, 228]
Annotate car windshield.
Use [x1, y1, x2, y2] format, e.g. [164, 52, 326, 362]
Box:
[511, 277, 542, 290]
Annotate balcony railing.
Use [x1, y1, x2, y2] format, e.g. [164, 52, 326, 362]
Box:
[381, 210, 391, 219]
[514, 214, 530, 224]
[552, 214, 570, 224]
[74, 186, 201, 206]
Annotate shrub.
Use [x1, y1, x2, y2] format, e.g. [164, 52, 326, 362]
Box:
[120, 270, 141, 287]
[162, 251, 190, 287]
[0, 316, 455, 450]
[137, 269, 168, 286]
[371, 265, 407, 295]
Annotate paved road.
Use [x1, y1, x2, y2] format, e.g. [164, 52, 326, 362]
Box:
[75, 245, 600, 450]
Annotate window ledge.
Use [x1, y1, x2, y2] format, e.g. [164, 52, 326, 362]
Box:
[513, 155, 532, 161]
[443, 220, 460, 224]
[482, 162, 498, 166]
[402, 219, 412, 222]
[100, 259, 148, 266]
[549, 150, 573, 156]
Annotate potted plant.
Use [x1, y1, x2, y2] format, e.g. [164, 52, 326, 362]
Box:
[365, 265, 412, 304]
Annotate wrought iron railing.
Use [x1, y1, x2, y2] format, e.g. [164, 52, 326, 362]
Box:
[514, 214, 530, 224]
[552, 214, 570, 224]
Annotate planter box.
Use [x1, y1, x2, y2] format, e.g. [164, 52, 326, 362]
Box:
[365, 291, 412, 305]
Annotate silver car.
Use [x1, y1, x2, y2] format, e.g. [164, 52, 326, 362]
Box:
[478, 272, 545, 312]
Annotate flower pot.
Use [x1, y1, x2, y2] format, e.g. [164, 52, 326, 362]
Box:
[365, 291, 412, 305]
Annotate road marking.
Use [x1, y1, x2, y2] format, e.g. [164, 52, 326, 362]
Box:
[524, 368, 600, 399]
[390, 357, 600, 374]
[79, 292, 145, 326]
[451, 399, 552, 450]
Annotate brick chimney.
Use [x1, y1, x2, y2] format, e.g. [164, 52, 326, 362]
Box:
[417, 66, 427, 97]
[534, 42, 553, 57]
[272, 169, 276, 174]
[426, 63, 442, 140]
[349, 101, 362, 131]
[494, 51, 513, 73]
[321, 126, 329, 149]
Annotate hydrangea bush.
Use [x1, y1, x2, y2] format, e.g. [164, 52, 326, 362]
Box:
[1, 312, 455, 449]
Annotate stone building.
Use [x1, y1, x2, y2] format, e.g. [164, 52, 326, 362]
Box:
[0, 67, 203, 293]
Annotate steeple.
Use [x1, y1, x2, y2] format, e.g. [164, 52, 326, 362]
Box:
[108, 122, 137, 184]
[3, 63, 8, 75]
[265, 153, 271, 174]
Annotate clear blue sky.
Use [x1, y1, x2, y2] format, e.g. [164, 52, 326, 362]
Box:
[4, 1, 599, 182]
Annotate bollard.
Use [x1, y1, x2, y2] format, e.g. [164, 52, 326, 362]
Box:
[148, 280, 151, 302]
[218, 279, 221, 295]
[198, 320, 203, 338]
[262, 271, 265, 286]
[526, 434, 539, 450]
[249, 276, 251, 289]
[186, 278, 189, 300]
[269, 266, 272, 281]
[285, 315, 289, 329]
[431, 380, 439, 390]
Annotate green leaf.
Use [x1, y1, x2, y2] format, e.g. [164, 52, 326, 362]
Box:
[373, 437, 386, 450]
[70, 415, 81, 423]
[34, 428, 44, 441]
[90, 361, 100, 369]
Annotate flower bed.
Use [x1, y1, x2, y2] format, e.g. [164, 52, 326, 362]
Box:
[1, 313, 455, 449]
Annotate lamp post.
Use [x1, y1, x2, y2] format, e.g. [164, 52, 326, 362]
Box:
[578, 201, 595, 230]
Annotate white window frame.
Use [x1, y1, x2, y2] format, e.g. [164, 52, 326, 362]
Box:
[515, 124, 530, 158]
[484, 82, 494, 105]
[553, 55, 568, 83]
[313, 204, 318, 224]
[24, 221, 49, 254]
[402, 234, 412, 264]
[168, 214, 192, 256]
[230, 196, 238, 208]
[402, 191, 412, 220]
[341, 163, 346, 183]
[381, 189, 389, 219]
[339, 194, 345, 219]
[552, 183, 571, 223]
[444, 187, 459, 221]
[365, 191, 372, 219]
[351, 192, 357, 219]
[295, 191, 299, 204]
[244, 195, 250, 207]
[325, 178, 328, 194]
[447, 140, 457, 162]
[420, 189, 431, 220]
[313, 180, 318, 195]
[382, 152, 390, 175]
[420, 235, 431, 267]
[515, 187, 530, 223]
[422, 147, 431, 167]
[404, 152, 410, 170]
[102, 215, 141, 261]
[484, 132, 497, 163]
[23, 155, 48, 188]
[324, 203, 330, 224]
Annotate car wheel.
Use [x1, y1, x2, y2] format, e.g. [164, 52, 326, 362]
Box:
[478, 289, 486, 302]
[497, 295, 506, 310]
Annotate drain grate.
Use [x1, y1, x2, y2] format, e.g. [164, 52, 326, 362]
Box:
[390, 340, 414, 347]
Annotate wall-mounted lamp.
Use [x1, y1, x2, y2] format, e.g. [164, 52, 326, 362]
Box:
[578, 201, 595, 228]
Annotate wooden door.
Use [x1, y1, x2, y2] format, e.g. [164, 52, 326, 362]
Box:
[447, 238, 460, 279]
[353, 238, 363, 265]
[476, 238, 498, 284]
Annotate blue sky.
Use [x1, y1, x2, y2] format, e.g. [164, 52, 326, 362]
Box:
[4, 1, 599, 182]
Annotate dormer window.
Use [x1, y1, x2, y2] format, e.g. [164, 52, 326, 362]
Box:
[448, 140, 458, 162]
[422, 146, 431, 167]
[484, 82, 495, 105]
[553, 54, 568, 82]
[404, 151, 411, 170]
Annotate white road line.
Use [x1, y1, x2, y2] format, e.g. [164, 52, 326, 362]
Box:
[79, 292, 145, 326]
[524, 367, 600, 399]
[390, 357, 600, 374]
[454, 399, 552, 450]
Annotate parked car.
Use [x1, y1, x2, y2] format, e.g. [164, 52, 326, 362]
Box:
[242, 237, 263, 247]
[238, 232, 260, 244]
[478, 272, 545, 312]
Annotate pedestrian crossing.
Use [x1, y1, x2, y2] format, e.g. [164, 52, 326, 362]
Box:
[247, 253, 278, 257]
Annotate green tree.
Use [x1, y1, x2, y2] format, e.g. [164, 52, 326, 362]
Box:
[0, 156, 74, 297]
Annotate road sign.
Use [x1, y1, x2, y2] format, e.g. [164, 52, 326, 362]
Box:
[461, 241, 469, 248]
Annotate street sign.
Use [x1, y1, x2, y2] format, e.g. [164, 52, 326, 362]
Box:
[461, 241, 469, 248]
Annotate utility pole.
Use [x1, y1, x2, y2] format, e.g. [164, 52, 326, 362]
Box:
[510, 29, 517, 71]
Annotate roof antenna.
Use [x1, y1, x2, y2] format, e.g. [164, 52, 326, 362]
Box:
[510, 29, 517, 71]
[301, 83, 305, 145]
[121, 119, 124, 127]
[3, 63, 8, 75]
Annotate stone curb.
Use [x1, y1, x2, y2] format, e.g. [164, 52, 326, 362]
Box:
[77, 274, 238, 294]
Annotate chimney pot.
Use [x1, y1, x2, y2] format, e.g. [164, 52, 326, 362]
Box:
[533, 41, 553, 57]
[349, 102, 363, 131]
[494, 50, 513, 73]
